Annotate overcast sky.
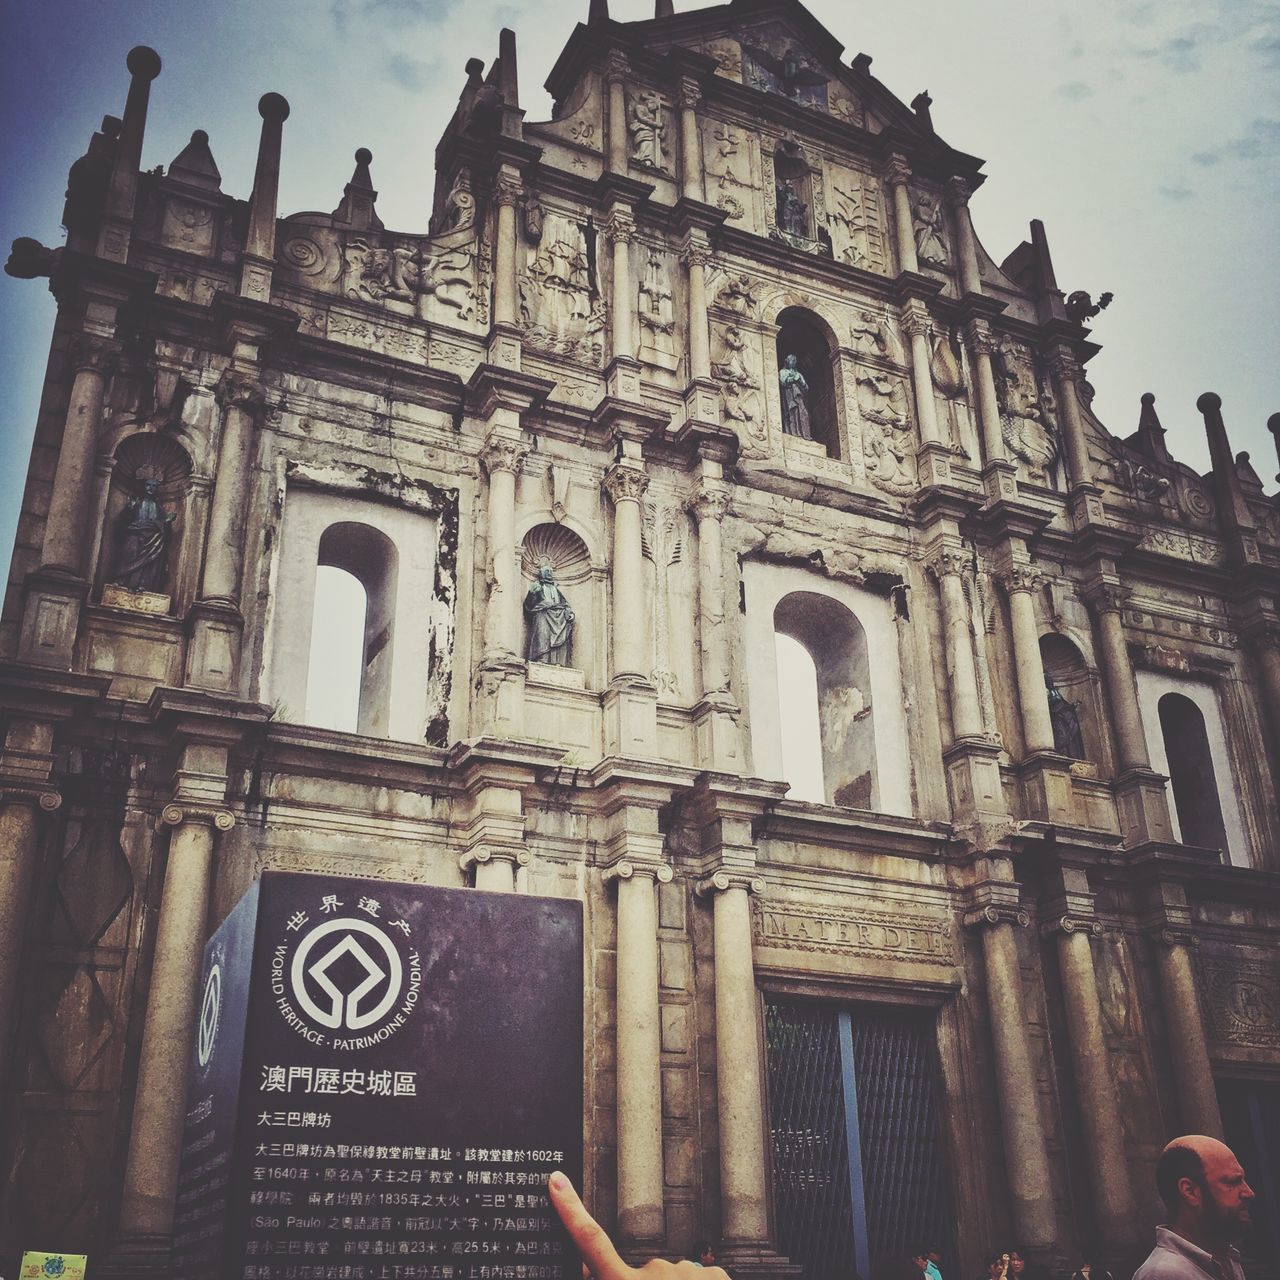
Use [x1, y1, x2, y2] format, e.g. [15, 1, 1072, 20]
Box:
[2, 0, 1277, 580]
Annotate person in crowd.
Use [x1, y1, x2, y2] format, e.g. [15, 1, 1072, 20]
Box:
[911, 1246, 943, 1280]
[689, 1243, 716, 1267]
[1133, 1134, 1255, 1280]
[1069, 1257, 1114, 1280]
[980, 1251, 1011, 1280]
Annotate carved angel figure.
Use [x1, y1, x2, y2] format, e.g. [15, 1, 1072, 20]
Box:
[712, 325, 761, 422]
[628, 91, 669, 170]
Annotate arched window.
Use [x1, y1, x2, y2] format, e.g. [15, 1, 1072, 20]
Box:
[774, 591, 876, 808]
[1158, 692, 1229, 855]
[776, 307, 839, 456]
[305, 566, 366, 732]
[775, 632, 824, 803]
[305, 521, 398, 737]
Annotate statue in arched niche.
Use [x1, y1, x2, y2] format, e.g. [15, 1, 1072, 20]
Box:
[109, 476, 175, 593]
[1045, 672, 1085, 759]
[524, 565, 575, 665]
[778, 354, 813, 439]
[776, 179, 808, 237]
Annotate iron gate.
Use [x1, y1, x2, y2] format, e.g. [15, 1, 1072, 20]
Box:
[765, 999, 951, 1280]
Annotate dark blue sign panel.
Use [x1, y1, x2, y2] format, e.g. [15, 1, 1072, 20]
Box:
[172, 873, 584, 1280]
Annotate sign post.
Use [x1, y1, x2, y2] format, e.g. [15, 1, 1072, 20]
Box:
[172, 872, 584, 1280]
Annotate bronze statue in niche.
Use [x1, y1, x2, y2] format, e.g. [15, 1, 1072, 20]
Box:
[524, 565, 575, 665]
[778, 354, 814, 439]
[108, 476, 175, 593]
[1046, 672, 1085, 758]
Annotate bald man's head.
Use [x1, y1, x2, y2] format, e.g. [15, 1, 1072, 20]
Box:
[1156, 1135, 1254, 1245]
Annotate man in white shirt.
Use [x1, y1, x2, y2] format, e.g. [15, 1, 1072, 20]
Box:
[1133, 1135, 1255, 1280]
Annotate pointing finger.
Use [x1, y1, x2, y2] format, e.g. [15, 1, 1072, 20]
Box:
[547, 1171, 631, 1280]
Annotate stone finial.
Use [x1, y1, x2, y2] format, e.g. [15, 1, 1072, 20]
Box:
[911, 90, 934, 131]
[1135, 392, 1170, 462]
[332, 148, 383, 230]
[655, 0, 675, 14]
[239, 92, 290, 300]
[167, 129, 222, 191]
[588, 0, 610, 25]
[850, 52, 873, 74]
[1267, 412, 1280, 483]
[97, 45, 162, 261]
[498, 28, 519, 109]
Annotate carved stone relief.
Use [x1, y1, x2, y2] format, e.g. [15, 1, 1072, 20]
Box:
[641, 502, 684, 696]
[850, 308, 906, 366]
[518, 211, 603, 365]
[703, 120, 756, 227]
[714, 273, 764, 318]
[700, 39, 743, 81]
[628, 90, 670, 173]
[711, 323, 768, 456]
[995, 338, 1059, 485]
[740, 27, 829, 110]
[637, 249, 678, 371]
[826, 168, 888, 272]
[856, 370, 916, 497]
[913, 190, 950, 270]
[1200, 956, 1280, 1049]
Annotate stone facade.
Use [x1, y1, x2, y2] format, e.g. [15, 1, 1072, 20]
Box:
[2, 3, 1280, 1278]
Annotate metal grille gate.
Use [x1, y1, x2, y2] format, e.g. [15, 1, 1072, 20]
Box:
[765, 999, 951, 1280]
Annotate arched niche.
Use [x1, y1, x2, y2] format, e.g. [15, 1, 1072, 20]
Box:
[97, 432, 193, 610]
[773, 142, 815, 240]
[1157, 692, 1229, 856]
[774, 590, 876, 808]
[520, 523, 591, 673]
[314, 521, 399, 737]
[1039, 633, 1104, 765]
[775, 306, 840, 456]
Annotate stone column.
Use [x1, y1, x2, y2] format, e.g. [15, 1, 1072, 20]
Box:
[1086, 584, 1150, 772]
[1001, 566, 1055, 754]
[606, 206, 637, 362]
[968, 906, 1058, 1251]
[117, 804, 233, 1242]
[949, 177, 982, 297]
[688, 480, 731, 697]
[901, 302, 942, 447]
[492, 172, 522, 329]
[964, 318, 1006, 466]
[1151, 929, 1223, 1138]
[606, 53, 630, 174]
[1049, 352, 1093, 491]
[1045, 916, 1138, 1247]
[480, 436, 529, 660]
[930, 550, 984, 741]
[677, 76, 703, 202]
[885, 154, 919, 275]
[199, 372, 265, 606]
[700, 871, 771, 1247]
[606, 859, 672, 1245]
[0, 720, 60, 1093]
[40, 336, 117, 575]
[682, 234, 712, 381]
[603, 461, 650, 682]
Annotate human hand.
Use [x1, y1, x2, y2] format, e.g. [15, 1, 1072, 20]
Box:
[547, 1171, 733, 1280]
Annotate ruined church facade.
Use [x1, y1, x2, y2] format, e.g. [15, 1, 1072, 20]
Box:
[2, 1, 1280, 1276]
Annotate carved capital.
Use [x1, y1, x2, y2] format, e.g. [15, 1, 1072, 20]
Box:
[603, 462, 649, 505]
[687, 480, 731, 523]
[1083, 581, 1131, 614]
[948, 176, 973, 208]
[1, 784, 61, 812]
[459, 845, 531, 871]
[885, 153, 913, 187]
[69, 333, 120, 376]
[899, 302, 933, 340]
[678, 75, 703, 111]
[492, 175, 523, 210]
[1039, 914, 1104, 939]
[601, 858, 674, 885]
[963, 903, 1031, 930]
[603, 208, 637, 245]
[604, 50, 631, 85]
[1048, 351, 1082, 383]
[161, 802, 235, 832]
[216, 369, 267, 414]
[963, 317, 996, 356]
[680, 231, 712, 270]
[1149, 925, 1199, 949]
[694, 869, 765, 897]
[926, 547, 972, 583]
[999, 564, 1044, 596]
[480, 436, 529, 477]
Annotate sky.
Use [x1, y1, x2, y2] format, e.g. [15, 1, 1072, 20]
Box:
[2, 0, 1278, 586]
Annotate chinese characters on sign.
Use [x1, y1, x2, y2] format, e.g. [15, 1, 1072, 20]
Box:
[172, 873, 584, 1280]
